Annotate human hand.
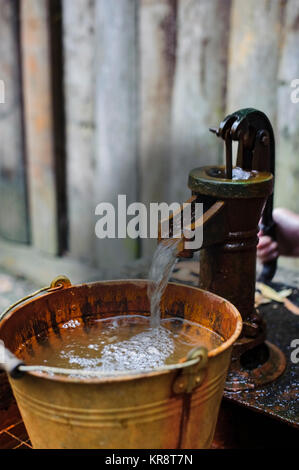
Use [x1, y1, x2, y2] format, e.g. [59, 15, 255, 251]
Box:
[257, 208, 299, 263]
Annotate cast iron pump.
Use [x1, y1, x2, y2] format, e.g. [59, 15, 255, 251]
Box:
[159, 108, 286, 390]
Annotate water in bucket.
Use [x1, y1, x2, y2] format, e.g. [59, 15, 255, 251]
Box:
[16, 315, 222, 374]
[16, 241, 223, 375]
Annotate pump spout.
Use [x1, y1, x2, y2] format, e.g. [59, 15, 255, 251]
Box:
[158, 196, 228, 258]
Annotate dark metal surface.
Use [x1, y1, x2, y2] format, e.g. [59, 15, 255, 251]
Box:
[223, 280, 299, 428]
[171, 264, 298, 428]
[225, 340, 287, 391]
[188, 166, 273, 198]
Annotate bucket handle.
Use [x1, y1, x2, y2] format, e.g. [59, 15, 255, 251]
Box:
[0, 341, 208, 384]
[0, 340, 25, 379]
[0, 275, 71, 323]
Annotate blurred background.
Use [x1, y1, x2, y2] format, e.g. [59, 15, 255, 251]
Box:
[0, 0, 298, 287]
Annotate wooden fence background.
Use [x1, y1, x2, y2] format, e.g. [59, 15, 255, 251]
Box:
[0, 0, 298, 284]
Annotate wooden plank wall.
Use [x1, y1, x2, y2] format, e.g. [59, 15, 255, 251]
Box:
[170, 0, 231, 203]
[21, 0, 59, 255]
[227, 0, 282, 127]
[0, 0, 298, 276]
[0, 0, 29, 243]
[94, 0, 139, 269]
[139, 0, 178, 257]
[276, 0, 299, 212]
[139, 0, 177, 208]
[140, 0, 231, 257]
[276, 0, 299, 269]
[62, 0, 96, 264]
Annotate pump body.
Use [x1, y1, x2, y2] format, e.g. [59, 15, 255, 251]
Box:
[159, 109, 286, 389]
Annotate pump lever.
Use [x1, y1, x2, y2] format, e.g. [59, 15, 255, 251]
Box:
[209, 114, 237, 179]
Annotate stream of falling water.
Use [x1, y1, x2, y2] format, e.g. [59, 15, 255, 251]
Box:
[147, 239, 180, 328]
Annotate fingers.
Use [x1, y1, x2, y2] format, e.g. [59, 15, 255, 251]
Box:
[257, 236, 279, 263]
[257, 235, 271, 249]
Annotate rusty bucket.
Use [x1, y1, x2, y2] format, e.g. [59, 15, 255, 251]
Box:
[0, 278, 242, 449]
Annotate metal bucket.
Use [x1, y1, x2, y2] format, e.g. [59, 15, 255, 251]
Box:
[0, 278, 242, 449]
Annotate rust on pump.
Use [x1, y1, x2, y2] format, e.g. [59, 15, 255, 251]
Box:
[159, 108, 286, 391]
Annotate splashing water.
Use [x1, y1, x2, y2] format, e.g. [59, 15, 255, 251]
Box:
[58, 317, 175, 372]
[147, 239, 180, 328]
[16, 238, 224, 376]
[232, 167, 253, 180]
[18, 315, 223, 374]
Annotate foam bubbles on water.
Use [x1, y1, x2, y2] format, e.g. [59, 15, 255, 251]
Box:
[232, 167, 252, 180]
[100, 326, 174, 371]
[62, 319, 80, 329]
[67, 355, 102, 369]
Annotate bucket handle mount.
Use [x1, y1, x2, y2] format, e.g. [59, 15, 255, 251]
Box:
[173, 346, 208, 394]
[0, 275, 71, 323]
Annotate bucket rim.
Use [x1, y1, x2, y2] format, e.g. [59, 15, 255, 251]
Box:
[2, 279, 242, 384]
